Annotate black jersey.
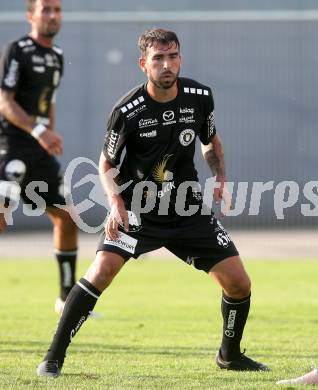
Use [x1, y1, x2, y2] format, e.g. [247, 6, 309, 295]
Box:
[103, 77, 216, 209]
[0, 35, 63, 138]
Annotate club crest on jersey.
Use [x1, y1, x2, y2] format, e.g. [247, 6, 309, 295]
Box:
[179, 129, 195, 146]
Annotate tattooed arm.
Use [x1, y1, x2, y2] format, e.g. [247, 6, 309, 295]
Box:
[201, 133, 226, 179]
[201, 134, 231, 213]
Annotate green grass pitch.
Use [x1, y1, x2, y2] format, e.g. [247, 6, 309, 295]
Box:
[0, 256, 317, 389]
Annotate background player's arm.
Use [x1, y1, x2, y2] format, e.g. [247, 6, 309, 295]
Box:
[201, 134, 231, 213]
[0, 89, 63, 155]
[0, 89, 34, 132]
[99, 152, 128, 239]
[49, 102, 56, 130]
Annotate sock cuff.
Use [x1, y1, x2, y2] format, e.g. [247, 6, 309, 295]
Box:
[77, 278, 101, 299]
[222, 292, 251, 305]
[55, 248, 78, 256]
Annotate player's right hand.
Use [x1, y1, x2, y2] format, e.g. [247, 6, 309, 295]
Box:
[105, 195, 129, 240]
[37, 129, 63, 155]
[213, 176, 232, 217]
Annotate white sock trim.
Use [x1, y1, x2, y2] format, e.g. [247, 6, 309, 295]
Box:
[77, 281, 99, 299]
[222, 296, 250, 305]
[54, 249, 77, 256]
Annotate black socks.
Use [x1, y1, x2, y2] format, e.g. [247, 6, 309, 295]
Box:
[44, 278, 101, 362]
[55, 249, 77, 301]
[220, 292, 251, 361]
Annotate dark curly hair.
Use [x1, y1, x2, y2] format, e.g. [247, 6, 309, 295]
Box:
[138, 28, 180, 57]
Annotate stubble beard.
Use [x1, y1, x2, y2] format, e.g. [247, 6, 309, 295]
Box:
[150, 71, 179, 90]
[39, 22, 60, 38]
[42, 31, 58, 38]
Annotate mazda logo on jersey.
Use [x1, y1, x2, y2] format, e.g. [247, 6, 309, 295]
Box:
[179, 129, 195, 146]
[163, 110, 174, 121]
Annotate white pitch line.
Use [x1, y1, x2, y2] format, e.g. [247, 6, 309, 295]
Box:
[0, 10, 318, 23]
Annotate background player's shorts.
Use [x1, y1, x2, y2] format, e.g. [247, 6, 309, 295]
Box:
[97, 212, 239, 273]
[0, 140, 66, 209]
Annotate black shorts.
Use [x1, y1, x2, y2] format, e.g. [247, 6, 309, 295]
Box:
[97, 212, 239, 273]
[0, 136, 65, 208]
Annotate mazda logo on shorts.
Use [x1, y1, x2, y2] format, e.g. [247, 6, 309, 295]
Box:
[163, 110, 174, 121]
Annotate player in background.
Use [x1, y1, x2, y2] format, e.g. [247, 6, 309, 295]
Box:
[37, 28, 269, 377]
[0, 0, 77, 314]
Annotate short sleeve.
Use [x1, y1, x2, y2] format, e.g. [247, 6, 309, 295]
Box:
[103, 108, 127, 166]
[53, 45, 64, 77]
[198, 89, 216, 145]
[59, 52, 64, 78]
[0, 42, 21, 92]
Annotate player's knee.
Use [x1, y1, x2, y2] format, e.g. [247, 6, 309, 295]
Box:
[225, 276, 251, 298]
[86, 253, 124, 290]
[60, 213, 77, 233]
[98, 260, 121, 284]
[51, 209, 77, 232]
[238, 277, 251, 297]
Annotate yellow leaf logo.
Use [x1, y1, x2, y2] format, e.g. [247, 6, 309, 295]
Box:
[153, 154, 173, 183]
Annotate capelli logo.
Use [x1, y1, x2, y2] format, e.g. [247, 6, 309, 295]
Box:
[163, 111, 174, 121]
